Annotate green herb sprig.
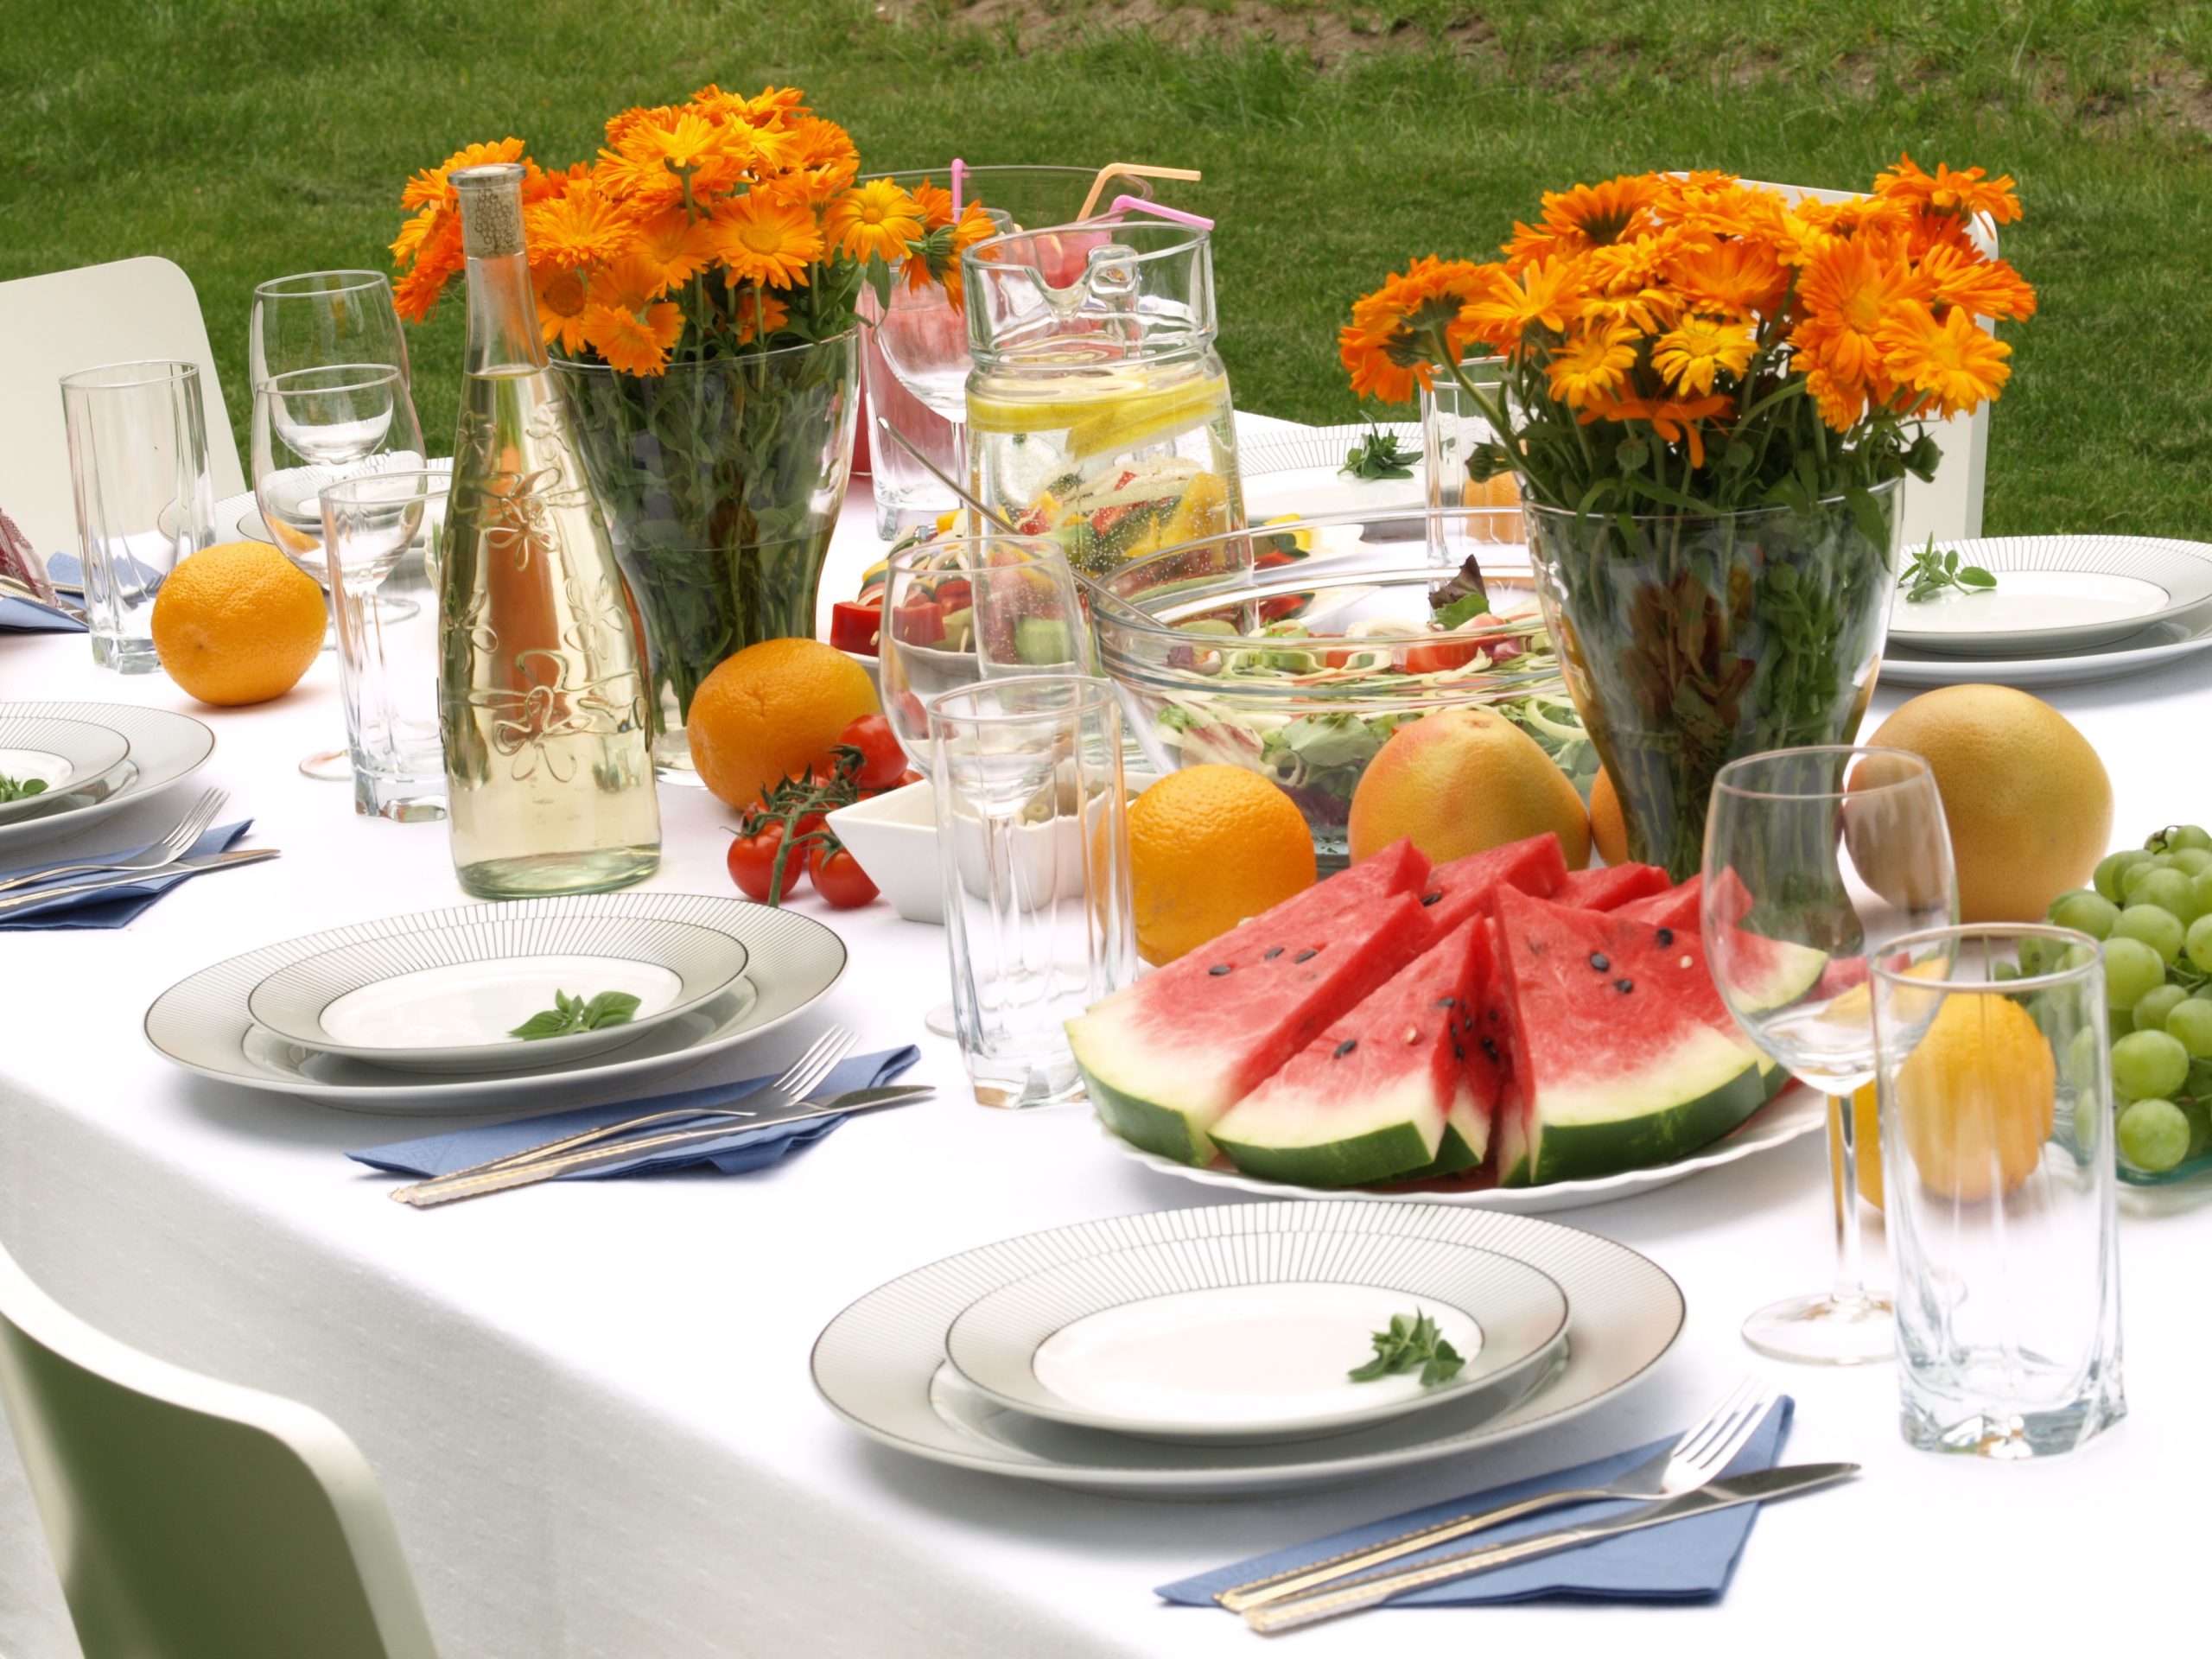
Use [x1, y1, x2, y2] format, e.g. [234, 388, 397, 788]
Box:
[508, 990, 643, 1041]
[1899, 538, 1997, 604]
[1344, 425, 1417, 480]
[0, 773, 49, 804]
[1349, 1310, 1465, 1387]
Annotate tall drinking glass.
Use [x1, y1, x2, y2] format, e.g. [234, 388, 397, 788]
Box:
[931, 675, 1135, 1109]
[252, 364, 427, 779]
[1872, 925, 2125, 1457]
[1703, 745, 1957, 1364]
[320, 471, 449, 823]
[60, 361, 215, 673]
[880, 533, 1093, 1036]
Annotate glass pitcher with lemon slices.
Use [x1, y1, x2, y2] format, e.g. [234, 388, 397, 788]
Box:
[960, 214, 1244, 577]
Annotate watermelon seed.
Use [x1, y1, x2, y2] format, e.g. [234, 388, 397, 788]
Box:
[1421, 891, 1443, 907]
[1208, 964, 1231, 976]
[1656, 927, 1675, 945]
[1452, 1040, 1465, 1062]
[1294, 948, 1319, 963]
[1435, 996, 1457, 1008]
[1480, 1036, 1500, 1062]
[1588, 952, 1610, 971]
[1402, 1024, 1421, 1044]
[1263, 946, 1284, 960]
[1333, 1039, 1357, 1058]
[1615, 978, 1635, 994]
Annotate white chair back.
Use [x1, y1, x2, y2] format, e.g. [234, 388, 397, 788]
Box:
[1739, 176, 1990, 546]
[0, 256, 248, 565]
[0, 1237, 437, 1659]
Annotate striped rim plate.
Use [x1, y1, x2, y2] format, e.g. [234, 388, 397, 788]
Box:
[0, 701, 214, 857]
[1887, 535, 2212, 657]
[812, 1199, 1682, 1496]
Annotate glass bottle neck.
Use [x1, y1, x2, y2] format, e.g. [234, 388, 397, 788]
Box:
[462, 248, 548, 374]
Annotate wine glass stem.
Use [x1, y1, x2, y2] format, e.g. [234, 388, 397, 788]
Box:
[1827, 1093, 1870, 1307]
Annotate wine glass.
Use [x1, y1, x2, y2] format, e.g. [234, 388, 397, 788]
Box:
[251, 270, 421, 779]
[1703, 745, 1958, 1365]
[251, 365, 427, 779]
[878, 533, 1093, 1034]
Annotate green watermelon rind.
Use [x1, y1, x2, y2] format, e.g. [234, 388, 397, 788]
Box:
[1210, 1110, 1440, 1189]
[1069, 1008, 1225, 1166]
[1513, 1027, 1770, 1186]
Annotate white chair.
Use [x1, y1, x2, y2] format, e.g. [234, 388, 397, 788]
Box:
[1740, 176, 1992, 547]
[0, 256, 248, 564]
[0, 1236, 438, 1659]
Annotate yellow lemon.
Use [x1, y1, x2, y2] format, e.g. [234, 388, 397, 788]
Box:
[1891, 991, 2056, 1203]
[1830, 1084, 1885, 1211]
[1588, 766, 1630, 868]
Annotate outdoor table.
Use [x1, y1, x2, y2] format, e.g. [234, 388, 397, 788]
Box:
[1, 434, 2202, 1656]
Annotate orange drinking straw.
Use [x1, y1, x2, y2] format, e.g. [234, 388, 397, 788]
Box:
[1077, 162, 1203, 222]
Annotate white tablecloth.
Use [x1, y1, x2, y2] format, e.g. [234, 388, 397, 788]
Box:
[2, 458, 2207, 1658]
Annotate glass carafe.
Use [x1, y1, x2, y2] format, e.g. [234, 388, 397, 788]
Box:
[962, 216, 1244, 580]
[438, 162, 661, 898]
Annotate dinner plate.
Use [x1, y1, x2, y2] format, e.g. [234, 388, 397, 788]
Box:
[0, 702, 216, 857]
[1880, 609, 2212, 689]
[1239, 423, 1427, 527]
[944, 1234, 1567, 1445]
[0, 715, 132, 823]
[144, 895, 845, 1113]
[1886, 535, 2212, 657]
[1097, 1084, 1826, 1215]
[246, 912, 752, 1074]
[811, 1199, 1683, 1497]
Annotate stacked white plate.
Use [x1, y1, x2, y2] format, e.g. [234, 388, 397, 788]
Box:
[0, 701, 216, 856]
[1882, 535, 2212, 687]
[143, 892, 848, 1113]
[811, 1199, 1682, 1497]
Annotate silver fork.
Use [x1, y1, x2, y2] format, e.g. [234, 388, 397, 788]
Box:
[390, 1025, 860, 1202]
[0, 785, 228, 895]
[1217, 1376, 1781, 1612]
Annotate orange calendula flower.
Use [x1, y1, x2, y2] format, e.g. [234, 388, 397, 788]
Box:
[732, 287, 791, 345]
[400, 137, 531, 211]
[1874, 155, 2023, 226]
[1578, 391, 1733, 467]
[1460, 257, 1583, 347]
[824, 179, 924, 264]
[391, 212, 464, 322]
[1794, 237, 1930, 389]
[582, 300, 686, 376]
[534, 267, 591, 353]
[1651, 316, 1756, 396]
[527, 182, 634, 271]
[706, 192, 823, 289]
[1547, 321, 1639, 409]
[632, 208, 717, 289]
[1803, 365, 1863, 432]
[1877, 301, 2012, 418]
[1511, 175, 1662, 263]
[1915, 243, 2037, 321]
[1670, 238, 1788, 322]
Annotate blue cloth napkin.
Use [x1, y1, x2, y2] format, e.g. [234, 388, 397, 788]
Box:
[1159, 1396, 1795, 1609]
[45, 553, 82, 594]
[0, 820, 255, 931]
[1, 594, 85, 632]
[349, 1045, 924, 1182]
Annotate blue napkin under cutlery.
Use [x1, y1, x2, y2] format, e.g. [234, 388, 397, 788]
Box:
[1160, 1396, 1794, 1609]
[0, 594, 85, 633]
[44, 553, 83, 594]
[0, 820, 256, 931]
[350, 1045, 924, 1182]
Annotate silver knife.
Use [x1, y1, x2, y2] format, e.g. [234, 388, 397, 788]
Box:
[1244, 1462, 1859, 1633]
[391, 1085, 934, 1208]
[0, 849, 279, 915]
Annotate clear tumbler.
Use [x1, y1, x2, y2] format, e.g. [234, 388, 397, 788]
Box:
[1872, 924, 2126, 1459]
[931, 675, 1135, 1109]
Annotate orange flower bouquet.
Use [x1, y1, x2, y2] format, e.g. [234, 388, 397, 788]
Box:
[390, 86, 995, 753]
[1342, 161, 2037, 874]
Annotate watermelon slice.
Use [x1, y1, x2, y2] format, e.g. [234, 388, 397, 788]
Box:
[1211, 920, 1486, 1187]
[1410, 833, 1569, 945]
[1614, 875, 1703, 931]
[1556, 863, 1670, 912]
[1489, 888, 1778, 1186]
[1070, 843, 1433, 1165]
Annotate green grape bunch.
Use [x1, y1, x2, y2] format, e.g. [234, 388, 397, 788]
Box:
[2050, 823, 2212, 1174]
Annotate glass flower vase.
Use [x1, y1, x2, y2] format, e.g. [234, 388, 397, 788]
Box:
[1524, 478, 1904, 880]
[560, 332, 860, 780]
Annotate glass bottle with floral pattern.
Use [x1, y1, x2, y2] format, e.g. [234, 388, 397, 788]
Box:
[439, 162, 660, 898]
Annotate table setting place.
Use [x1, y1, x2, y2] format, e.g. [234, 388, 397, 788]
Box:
[0, 113, 2196, 1659]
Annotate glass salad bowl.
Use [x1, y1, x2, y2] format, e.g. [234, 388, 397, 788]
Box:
[1090, 510, 1594, 864]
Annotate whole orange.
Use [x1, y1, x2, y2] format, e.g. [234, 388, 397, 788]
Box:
[1347, 707, 1590, 869]
[1128, 766, 1316, 965]
[687, 638, 880, 810]
[1588, 765, 1629, 867]
[150, 541, 327, 707]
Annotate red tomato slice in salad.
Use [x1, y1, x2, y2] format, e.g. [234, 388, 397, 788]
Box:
[830, 600, 881, 655]
[893, 600, 945, 647]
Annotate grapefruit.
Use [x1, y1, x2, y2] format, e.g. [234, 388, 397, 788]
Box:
[1866, 686, 2111, 923]
[1347, 707, 1590, 870]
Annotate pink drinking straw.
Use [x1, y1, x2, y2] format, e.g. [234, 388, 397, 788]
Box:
[1109, 195, 1215, 231]
[950, 158, 965, 215]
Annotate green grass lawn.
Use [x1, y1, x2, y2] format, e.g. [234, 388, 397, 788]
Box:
[6, 0, 2210, 536]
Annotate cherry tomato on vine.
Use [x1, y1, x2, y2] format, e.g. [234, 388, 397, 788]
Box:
[807, 841, 879, 909]
[836, 714, 908, 791]
[727, 821, 804, 903]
